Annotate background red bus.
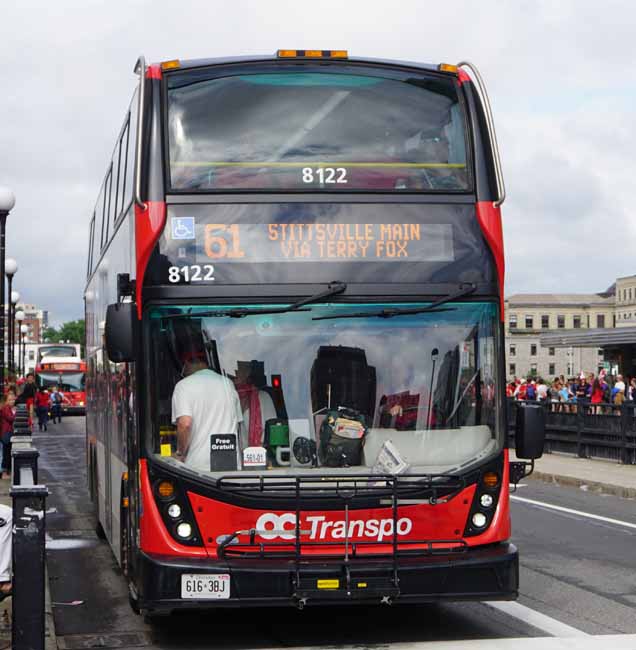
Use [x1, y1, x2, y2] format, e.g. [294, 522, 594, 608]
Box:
[35, 356, 86, 415]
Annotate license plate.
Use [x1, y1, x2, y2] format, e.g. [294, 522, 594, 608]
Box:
[181, 574, 230, 599]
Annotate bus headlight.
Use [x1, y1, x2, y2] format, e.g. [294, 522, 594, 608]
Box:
[167, 504, 182, 519]
[176, 522, 192, 539]
[471, 513, 487, 528]
[480, 494, 494, 508]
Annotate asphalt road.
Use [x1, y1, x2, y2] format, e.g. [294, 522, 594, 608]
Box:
[37, 417, 636, 649]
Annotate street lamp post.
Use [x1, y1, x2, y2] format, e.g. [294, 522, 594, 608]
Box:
[5, 258, 17, 375]
[15, 310, 25, 377]
[9, 290, 19, 374]
[0, 187, 16, 394]
[20, 325, 28, 377]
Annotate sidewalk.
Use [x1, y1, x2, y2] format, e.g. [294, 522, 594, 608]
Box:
[0, 476, 58, 650]
[510, 450, 636, 499]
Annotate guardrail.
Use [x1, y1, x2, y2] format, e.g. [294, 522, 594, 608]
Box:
[508, 398, 636, 464]
[10, 403, 48, 650]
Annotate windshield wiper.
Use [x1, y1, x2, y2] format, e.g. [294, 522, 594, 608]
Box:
[162, 281, 347, 319]
[312, 283, 477, 321]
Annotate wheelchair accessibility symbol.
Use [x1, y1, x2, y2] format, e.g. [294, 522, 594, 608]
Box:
[171, 217, 195, 240]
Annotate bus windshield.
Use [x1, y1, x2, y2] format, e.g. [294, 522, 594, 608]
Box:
[147, 302, 501, 477]
[37, 372, 85, 393]
[167, 68, 469, 192]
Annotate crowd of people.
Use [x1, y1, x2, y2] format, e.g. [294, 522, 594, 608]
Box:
[507, 371, 634, 413]
[0, 373, 64, 481]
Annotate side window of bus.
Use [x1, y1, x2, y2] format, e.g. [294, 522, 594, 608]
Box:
[100, 167, 112, 249]
[94, 184, 105, 255]
[123, 88, 139, 212]
[115, 118, 129, 223]
[87, 215, 95, 277]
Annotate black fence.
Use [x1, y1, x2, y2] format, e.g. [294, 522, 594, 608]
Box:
[10, 403, 48, 650]
[508, 398, 636, 465]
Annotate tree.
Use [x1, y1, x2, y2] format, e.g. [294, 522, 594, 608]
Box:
[57, 320, 85, 344]
[43, 320, 85, 356]
[42, 326, 59, 342]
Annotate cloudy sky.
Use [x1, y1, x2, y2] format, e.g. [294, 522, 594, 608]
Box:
[1, 0, 633, 325]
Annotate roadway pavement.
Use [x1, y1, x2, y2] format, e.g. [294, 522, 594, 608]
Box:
[27, 417, 636, 649]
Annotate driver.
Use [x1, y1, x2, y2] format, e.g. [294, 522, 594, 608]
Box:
[171, 351, 243, 471]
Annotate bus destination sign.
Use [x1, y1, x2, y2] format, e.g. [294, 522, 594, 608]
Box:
[43, 363, 80, 371]
[171, 220, 453, 264]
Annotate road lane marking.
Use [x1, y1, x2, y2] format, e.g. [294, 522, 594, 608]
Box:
[484, 601, 588, 637]
[511, 495, 636, 530]
[259, 634, 636, 649]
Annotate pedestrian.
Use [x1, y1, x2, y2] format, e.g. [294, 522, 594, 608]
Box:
[536, 378, 548, 402]
[0, 504, 12, 601]
[628, 378, 636, 402]
[0, 392, 16, 481]
[589, 378, 604, 414]
[35, 388, 50, 432]
[50, 385, 63, 424]
[526, 380, 537, 401]
[16, 372, 37, 425]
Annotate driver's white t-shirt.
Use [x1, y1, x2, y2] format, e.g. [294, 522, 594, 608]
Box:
[171, 369, 243, 472]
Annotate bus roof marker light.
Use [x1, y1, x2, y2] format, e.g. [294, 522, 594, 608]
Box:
[438, 63, 458, 74]
[161, 60, 181, 70]
[276, 49, 348, 59]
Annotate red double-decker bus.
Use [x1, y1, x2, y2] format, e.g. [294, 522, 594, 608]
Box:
[85, 50, 544, 618]
[35, 356, 86, 414]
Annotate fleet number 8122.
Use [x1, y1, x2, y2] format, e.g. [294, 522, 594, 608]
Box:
[302, 167, 347, 184]
[168, 264, 215, 283]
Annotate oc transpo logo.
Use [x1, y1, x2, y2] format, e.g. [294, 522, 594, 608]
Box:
[255, 512, 413, 542]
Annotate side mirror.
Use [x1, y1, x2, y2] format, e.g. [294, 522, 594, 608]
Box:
[105, 303, 138, 362]
[515, 403, 545, 459]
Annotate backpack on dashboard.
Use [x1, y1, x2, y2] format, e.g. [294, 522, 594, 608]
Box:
[319, 408, 367, 467]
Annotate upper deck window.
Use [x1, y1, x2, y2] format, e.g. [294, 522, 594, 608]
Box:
[166, 67, 469, 192]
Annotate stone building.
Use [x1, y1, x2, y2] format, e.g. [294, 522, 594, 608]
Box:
[504, 292, 615, 380]
[615, 275, 636, 328]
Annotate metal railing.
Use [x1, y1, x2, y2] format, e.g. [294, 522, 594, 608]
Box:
[10, 403, 48, 650]
[508, 398, 636, 464]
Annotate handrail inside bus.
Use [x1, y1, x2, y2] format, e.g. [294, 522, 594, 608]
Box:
[133, 55, 147, 210]
[457, 61, 506, 207]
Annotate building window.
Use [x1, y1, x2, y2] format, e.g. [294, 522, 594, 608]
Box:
[28, 351, 34, 360]
[530, 344, 537, 356]
[630, 288, 633, 301]
[573, 315, 581, 329]
[525, 315, 533, 329]
[509, 344, 516, 357]
[548, 363, 555, 376]
[509, 363, 516, 377]
[541, 315, 549, 328]
[598, 348, 604, 356]
[530, 363, 538, 376]
[567, 363, 573, 375]
[549, 347, 555, 356]
[509, 314, 517, 330]
[557, 315, 565, 328]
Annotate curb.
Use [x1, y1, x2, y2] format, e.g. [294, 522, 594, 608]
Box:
[530, 470, 636, 500]
[45, 566, 58, 650]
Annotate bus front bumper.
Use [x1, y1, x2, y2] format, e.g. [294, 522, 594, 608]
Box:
[136, 542, 518, 612]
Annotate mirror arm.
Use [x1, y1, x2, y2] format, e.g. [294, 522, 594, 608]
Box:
[509, 459, 535, 492]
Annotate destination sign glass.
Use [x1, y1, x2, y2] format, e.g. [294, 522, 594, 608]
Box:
[150, 203, 495, 286]
[42, 363, 80, 371]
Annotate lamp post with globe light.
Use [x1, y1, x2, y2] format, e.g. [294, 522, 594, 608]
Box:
[0, 187, 16, 393]
[5, 258, 17, 375]
[15, 310, 25, 377]
[20, 324, 28, 377]
[9, 289, 19, 375]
